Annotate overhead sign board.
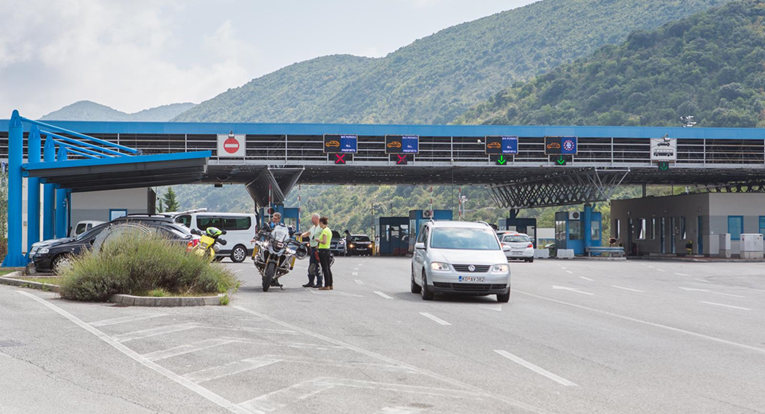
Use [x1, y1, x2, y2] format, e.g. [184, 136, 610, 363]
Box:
[385, 135, 419, 154]
[217, 134, 246, 157]
[485, 136, 518, 155]
[650, 137, 677, 161]
[323, 134, 358, 153]
[544, 136, 578, 155]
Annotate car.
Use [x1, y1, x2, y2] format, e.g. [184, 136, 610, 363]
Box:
[329, 230, 347, 256]
[326, 140, 340, 147]
[411, 221, 511, 303]
[33, 215, 197, 273]
[70, 220, 105, 237]
[487, 142, 501, 149]
[387, 141, 401, 148]
[500, 231, 535, 262]
[348, 234, 373, 256]
[547, 142, 561, 150]
[173, 211, 256, 262]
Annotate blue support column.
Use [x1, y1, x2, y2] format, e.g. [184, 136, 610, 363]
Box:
[583, 204, 593, 255]
[42, 136, 56, 240]
[27, 125, 42, 255]
[2, 110, 26, 267]
[55, 146, 69, 238]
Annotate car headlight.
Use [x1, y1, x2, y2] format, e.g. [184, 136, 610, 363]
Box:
[38, 248, 50, 255]
[430, 262, 450, 271]
[349, 243, 354, 248]
[491, 264, 509, 273]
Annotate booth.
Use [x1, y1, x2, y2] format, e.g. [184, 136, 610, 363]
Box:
[377, 217, 410, 256]
[408, 209, 453, 254]
[554, 205, 602, 256]
[498, 217, 538, 247]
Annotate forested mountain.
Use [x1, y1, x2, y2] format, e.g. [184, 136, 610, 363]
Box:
[174, 0, 732, 125]
[41, 101, 196, 122]
[457, 0, 765, 127]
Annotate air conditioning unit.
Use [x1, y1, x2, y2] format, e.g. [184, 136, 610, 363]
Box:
[423, 210, 433, 218]
[568, 211, 581, 221]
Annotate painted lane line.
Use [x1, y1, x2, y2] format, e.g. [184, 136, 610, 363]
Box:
[552, 286, 593, 296]
[308, 289, 364, 298]
[376, 407, 427, 414]
[679, 287, 745, 298]
[648, 265, 655, 269]
[238, 377, 336, 413]
[494, 350, 577, 387]
[184, 357, 282, 383]
[374, 291, 394, 300]
[90, 313, 167, 327]
[355, 279, 364, 285]
[565, 271, 574, 274]
[675, 273, 690, 276]
[419, 312, 451, 326]
[353, 268, 359, 271]
[202, 325, 299, 335]
[352, 272, 358, 276]
[232, 306, 552, 414]
[656, 269, 667, 272]
[143, 338, 239, 362]
[17, 291, 253, 414]
[515, 290, 765, 355]
[700, 301, 752, 311]
[579, 277, 593, 282]
[481, 305, 503, 312]
[113, 323, 199, 343]
[611, 285, 644, 293]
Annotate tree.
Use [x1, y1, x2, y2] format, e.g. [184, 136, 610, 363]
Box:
[162, 188, 180, 212]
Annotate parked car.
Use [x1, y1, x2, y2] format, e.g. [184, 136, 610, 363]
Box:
[500, 231, 535, 262]
[173, 211, 256, 262]
[348, 234, 373, 256]
[411, 221, 511, 303]
[330, 230, 347, 256]
[33, 215, 196, 273]
[70, 220, 105, 237]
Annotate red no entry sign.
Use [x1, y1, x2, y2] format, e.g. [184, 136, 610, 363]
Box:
[224, 136, 240, 154]
[217, 133, 245, 157]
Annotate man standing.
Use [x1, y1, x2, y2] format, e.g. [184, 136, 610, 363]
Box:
[300, 213, 323, 288]
[251, 212, 283, 244]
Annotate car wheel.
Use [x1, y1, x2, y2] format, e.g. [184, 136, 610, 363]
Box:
[528, 257, 534, 263]
[410, 267, 421, 294]
[420, 269, 434, 301]
[231, 245, 247, 263]
[51, 254, 72, 274]
[497, 289, 511, 303]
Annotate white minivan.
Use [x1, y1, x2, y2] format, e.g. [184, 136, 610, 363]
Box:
[174, 212, 256, 262]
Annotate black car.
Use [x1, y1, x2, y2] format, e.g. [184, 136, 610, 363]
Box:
[329, 230, 347, 256]
[32, 215, 195, 273]
[348, 234, 373, 256]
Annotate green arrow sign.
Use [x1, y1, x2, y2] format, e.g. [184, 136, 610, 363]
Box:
[497, 155, 507, 165]
[658, 162, 670, 171]
[556, 155, 566, 165]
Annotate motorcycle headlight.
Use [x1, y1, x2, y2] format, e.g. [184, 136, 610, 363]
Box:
[430, 262, 450, 271]
[262, 241, 270, 248]
[38, 248, 50, 255]
[286, 248, 296, 254]
[491, 264, 509, 273]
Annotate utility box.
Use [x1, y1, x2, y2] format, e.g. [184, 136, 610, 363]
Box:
[719, 233, 731, 258]
[740, 233, 764, 259]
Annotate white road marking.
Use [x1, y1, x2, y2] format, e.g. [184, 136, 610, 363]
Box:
[374, 291, 394, 300]
[143, 338, 239, 362]
[700, 301, 752, 311]
[648, 265, 655, 269]
[494, 350, 577, 387]
[481, 305, 503, 312]
[184, 357, 282, 384]
[353, 268, 359, 271]
[376, 407, 427, 414]
[515, 290, 765, 355]
[113, 323, 199, 343]
[552, 285, 593, 296]
[675, 273, 690, 276]
[90, 312, 167, 327]
[694, 278, 708, 283]
[579, 277, 593, 281]
[355, 279, 364, 285]
[679, 287, 745, 298]
[308, 289, 364, 298]
[656, 269, 666, 272]
[611, 285, 644, 293]
[565, 271, 574, 274]
[17, 291, 254, 414]
[352, 272, 358, 276]
[203, 326, 299, 335]
[419, 312, 451, 326]
[560, 266, 566, 269]
[232, 306, 550, 413]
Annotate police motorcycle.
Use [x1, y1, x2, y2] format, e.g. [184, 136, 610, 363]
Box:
[190, 227, 227, 262]
[252, 223, 308, 292]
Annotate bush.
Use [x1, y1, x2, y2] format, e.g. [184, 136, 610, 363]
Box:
[59, 229, 238, 301]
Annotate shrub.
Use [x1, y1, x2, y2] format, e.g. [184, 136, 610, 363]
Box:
[59, 229, 238, 302]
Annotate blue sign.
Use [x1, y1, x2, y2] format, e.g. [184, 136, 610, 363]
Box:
[485, 136, 518, 155]
[544, 136, 578, 155]
[324, 134, 358, 153]
[386, 135, 419, 154]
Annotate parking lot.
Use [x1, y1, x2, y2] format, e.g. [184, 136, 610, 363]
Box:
[2, 257, 765, 414]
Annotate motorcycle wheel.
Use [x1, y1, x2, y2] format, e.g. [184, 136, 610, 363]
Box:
[262, 262, 277, 292]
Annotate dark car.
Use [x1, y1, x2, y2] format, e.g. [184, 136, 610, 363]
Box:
[329, 230, 347, 256]
[33, 215, 196, 273]
[348, 234, 373, 256]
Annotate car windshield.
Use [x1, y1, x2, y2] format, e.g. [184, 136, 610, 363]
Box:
[75, 224, 108, 241]
[503, 234, 530, 243]
[430, 227, 500, 250]
[271, 225, 290, 242]
[352, 236, 370, 242]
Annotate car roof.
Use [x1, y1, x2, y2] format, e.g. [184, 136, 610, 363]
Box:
[427, 220, 492, 229]
[193, 212, 255, 217]
[502, 232, 529, 237]
[351, 234, 369, 237]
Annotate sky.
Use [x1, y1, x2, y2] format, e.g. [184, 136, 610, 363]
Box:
[0, 0, 539, 119]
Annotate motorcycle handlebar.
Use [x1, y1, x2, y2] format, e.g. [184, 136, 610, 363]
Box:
[217, 239, 228, 246]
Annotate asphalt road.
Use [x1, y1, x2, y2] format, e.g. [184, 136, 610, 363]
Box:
[1, 256, 764, 414]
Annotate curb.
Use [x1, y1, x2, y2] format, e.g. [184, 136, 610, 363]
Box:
[109, 293, 225, 307]
[0, 272, 60, 292]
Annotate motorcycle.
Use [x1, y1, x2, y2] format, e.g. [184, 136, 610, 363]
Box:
[190, 227, 227, 262]
[252, 224, 307, 291]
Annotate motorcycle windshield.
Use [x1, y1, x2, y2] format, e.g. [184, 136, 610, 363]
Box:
[271, 226, 290, 243]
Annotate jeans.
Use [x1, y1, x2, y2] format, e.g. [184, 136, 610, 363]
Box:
[318, 249, 333, 287]
[307, 247, 323, 286]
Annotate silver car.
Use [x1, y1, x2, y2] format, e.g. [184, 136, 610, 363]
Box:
[411, 221, 511, 303]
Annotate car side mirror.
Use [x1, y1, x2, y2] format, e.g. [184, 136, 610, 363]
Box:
[415, 242, 426, 250]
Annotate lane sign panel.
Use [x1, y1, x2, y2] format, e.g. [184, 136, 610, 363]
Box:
[385, 135, 419, 154]
[544, 136, 578, 155]
[324, 134, 358, 153]
[650, 137, 677, 161]
[485, 136, 518, 155]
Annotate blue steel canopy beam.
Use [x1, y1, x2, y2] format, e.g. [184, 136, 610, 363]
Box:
[43, 131, 123, 157]
[2, 111, 25, 267]
[50, 137, 110, 158]
[22, 117, 140, 154]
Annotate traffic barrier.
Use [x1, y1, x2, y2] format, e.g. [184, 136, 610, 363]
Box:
[534, 249, 550, 259]
[557, 249, 575, 259]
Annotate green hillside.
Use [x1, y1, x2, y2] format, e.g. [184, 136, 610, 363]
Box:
[174, 0, 732, 125]
[41, 101, 196, 122]
[457, 0, 765, 127]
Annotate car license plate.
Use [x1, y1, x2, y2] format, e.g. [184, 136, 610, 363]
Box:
[512, 251, 523, 255]
[459, 276, 485, 282]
